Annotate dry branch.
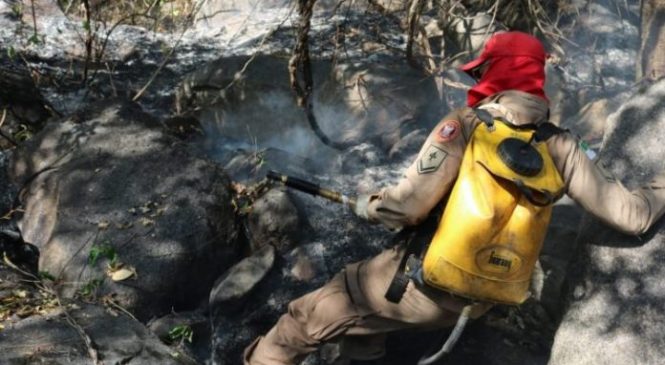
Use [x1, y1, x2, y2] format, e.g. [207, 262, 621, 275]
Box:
[289, 0, 349, 150]
[406, 0, 426, 70]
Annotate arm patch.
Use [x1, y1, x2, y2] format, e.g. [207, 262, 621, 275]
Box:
[417, 144, 448, 174]
[435, 120, 461, 143]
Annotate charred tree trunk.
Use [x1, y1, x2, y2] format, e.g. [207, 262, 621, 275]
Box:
[638, 0, 665, 81]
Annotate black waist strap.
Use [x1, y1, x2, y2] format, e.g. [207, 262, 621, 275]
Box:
[384, 208, 442, 303]
[385, 229, 418, 303]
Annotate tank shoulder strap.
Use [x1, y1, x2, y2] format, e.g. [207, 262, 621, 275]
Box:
[533, 122, 567, 142]
[472, 107, 567, 143]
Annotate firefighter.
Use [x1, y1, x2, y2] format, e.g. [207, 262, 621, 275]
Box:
[244, 31, 665, 365]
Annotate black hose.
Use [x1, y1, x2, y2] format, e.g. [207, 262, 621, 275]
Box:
[266, 170, 321, 196]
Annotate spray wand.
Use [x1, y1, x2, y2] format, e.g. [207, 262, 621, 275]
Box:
[266, 170, 357, 209]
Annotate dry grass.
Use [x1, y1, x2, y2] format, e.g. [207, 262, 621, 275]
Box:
[57, 0, 197, 32]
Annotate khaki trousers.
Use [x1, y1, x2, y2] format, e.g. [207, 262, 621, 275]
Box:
[244, 245, 492, 365]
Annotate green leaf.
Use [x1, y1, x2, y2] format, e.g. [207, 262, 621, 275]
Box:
[88, 244, 117, 266]
[89, 247, 102, 266]
[168, 324, 194, 344]
[78, 278, 103, 298]
[13, 124, 33, 141]
[28, 34, 40, 45]
[39, 271, 56, 281]
[6, 46, 16, 60]
[11, 3, 22, 18]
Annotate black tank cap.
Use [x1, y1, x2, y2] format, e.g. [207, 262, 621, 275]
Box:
[497, 138, 543, 177]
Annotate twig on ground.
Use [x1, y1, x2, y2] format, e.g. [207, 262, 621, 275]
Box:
[3, 254, 98, 365]
[58, 296, 102, 365]
[0, 108, 6, 129]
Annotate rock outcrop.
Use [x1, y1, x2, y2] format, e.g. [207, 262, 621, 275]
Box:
[0, 302, 197, 365]
[550, 79, 665, 365]
[9, 100, 240, 321]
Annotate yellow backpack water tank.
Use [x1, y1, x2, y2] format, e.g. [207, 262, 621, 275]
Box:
[421, 119, 564, 305]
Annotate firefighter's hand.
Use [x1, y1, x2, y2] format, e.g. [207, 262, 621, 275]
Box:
[353, 194, 371, 220]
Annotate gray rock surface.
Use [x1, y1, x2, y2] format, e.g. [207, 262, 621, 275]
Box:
[549, 79, 665, 365]
[0, 302, 197, 365]
[560, 93, 630, 144]
[247, 189, 303, 252]
[9, 100, 240, 321]
[148, 310, 211, 363]
[209, 244, 275, 315]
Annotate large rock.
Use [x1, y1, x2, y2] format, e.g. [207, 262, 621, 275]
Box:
[0, 302, 197, 365]
[560, 94, 626, 143]
[549, 79, 665, 364]
[209, 244, 275, 316]
[148, 310, 211, 363]
[2, 258, 193, 364]
[246, 189, 303, 252]
[9, 100, 240, 321]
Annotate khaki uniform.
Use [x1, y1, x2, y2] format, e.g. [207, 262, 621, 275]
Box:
[245, 91, 665, 365]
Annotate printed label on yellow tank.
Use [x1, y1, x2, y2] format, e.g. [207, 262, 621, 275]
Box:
[475, 246, 523, 275]
[424, 256, 531, 304]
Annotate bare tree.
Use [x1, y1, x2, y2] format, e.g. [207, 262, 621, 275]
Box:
[638, 0, 665, 81]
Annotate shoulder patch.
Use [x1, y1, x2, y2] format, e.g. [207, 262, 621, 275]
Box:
[418, 144, 448, 174]
[436, 120, 461, 143]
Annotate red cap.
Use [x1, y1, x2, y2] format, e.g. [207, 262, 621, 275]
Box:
[461, 31, 548, 107]
[460, 31, 546, 75]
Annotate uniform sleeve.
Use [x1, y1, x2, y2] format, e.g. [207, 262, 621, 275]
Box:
[365, 111, 470, 230]
[548, 132, 665, 235]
